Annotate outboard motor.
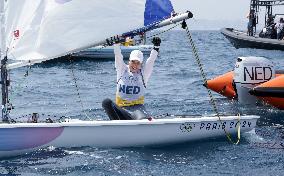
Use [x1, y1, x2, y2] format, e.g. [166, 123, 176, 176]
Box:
[234, 56, 275, 104]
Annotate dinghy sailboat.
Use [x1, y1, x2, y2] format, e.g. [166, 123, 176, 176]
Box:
[0, 0, 259, 158]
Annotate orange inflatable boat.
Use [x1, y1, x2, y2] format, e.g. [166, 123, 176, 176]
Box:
[205, 71, 284, 110]
[204, 71, 236, 99]
[249, 75, 284, 109]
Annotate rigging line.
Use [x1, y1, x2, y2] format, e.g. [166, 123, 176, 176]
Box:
[182, 20, 241, 145]
[104, 23, 180, 46]
[147, 23, 180, 38]
[136, 23, 181, 45]
[68, 56, 92, 120]
[9, 66, 31, 101]
[8, 66, 31, 122]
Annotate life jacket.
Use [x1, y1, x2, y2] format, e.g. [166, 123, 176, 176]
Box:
[116, 68, 146, 107]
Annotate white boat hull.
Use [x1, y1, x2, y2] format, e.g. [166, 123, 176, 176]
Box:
[0, 115, 259, 158]
[73, 45, 153, 59]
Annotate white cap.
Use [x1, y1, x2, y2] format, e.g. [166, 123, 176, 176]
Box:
[129, 50, 143, 63]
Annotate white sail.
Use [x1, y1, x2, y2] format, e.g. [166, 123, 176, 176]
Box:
[0, 0, 6, 59]
[5, 0, 46, 60]
[4, 0, 148, 67]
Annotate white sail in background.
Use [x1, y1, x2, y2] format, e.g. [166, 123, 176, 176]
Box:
[4, 0, 148, 66]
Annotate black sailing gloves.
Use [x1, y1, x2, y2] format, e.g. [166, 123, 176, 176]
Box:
[152, 37, 161, 52]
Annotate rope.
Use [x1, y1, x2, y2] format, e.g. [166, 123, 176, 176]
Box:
[182, 20, 241, 145]
[147, 23, 180, 39]
[103, 23, 180, 47]
[9, 66, 30, 103]
[135, 23, 181, 45]
[69, 56, 92, 120]
[5, 66, 32, 123]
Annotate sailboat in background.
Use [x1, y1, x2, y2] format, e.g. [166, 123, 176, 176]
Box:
[0, 0, 259, 158]
[72, 45, 153, 60]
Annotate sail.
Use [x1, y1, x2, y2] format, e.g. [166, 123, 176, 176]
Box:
[3, 0, 156, 66]
[144, 0, 174, 26]
[5, 0, 46, 60]
[123, 0, 175, 37]
[0, 0, 6, 59]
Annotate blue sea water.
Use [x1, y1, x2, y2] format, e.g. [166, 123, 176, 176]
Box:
[1, 30, 284, 176]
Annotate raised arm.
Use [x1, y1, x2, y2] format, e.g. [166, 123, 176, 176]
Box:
[144, 50, 158, 85]
[114, 44, 127, 79]
[143, 37, 161, 85]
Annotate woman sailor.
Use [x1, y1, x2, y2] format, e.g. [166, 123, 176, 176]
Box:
[102, 37, 161, 120]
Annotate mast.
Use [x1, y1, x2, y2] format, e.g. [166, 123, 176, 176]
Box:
[1, 57, 9, 122]
[0, 0, 9, 122]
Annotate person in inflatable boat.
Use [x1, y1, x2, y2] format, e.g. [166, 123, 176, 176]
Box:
[102, 37, 161, 120]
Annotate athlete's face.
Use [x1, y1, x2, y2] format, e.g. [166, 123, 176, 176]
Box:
[129, 60, 141, 73]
